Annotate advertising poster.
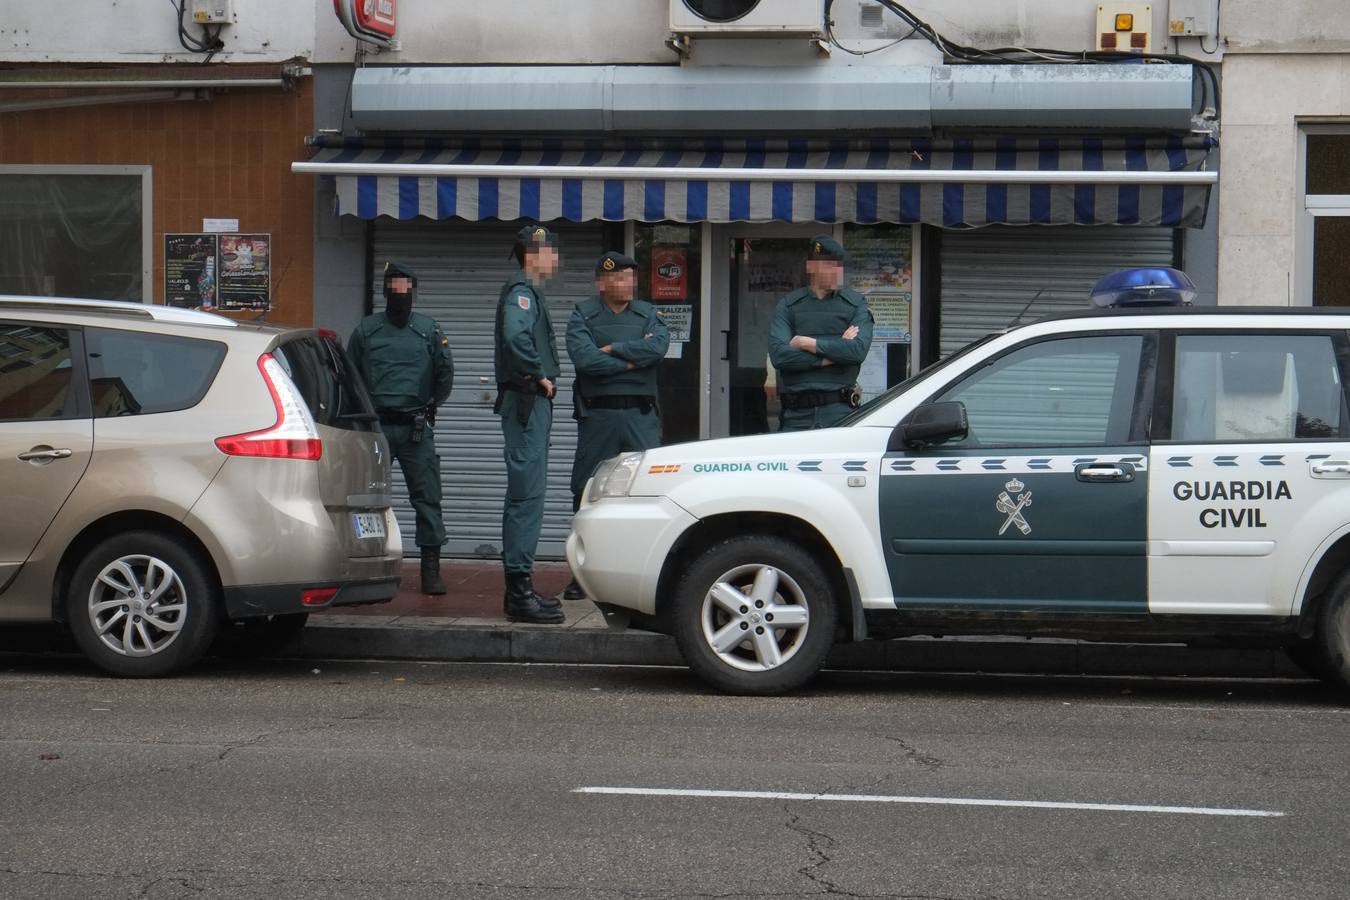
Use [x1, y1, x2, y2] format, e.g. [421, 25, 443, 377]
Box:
[218, 233, 272, 311]
[845, 229, 913, 344]
[164, 234, 218, 309]
[654, 302, 693, 342]
[651, 247, 688, 300]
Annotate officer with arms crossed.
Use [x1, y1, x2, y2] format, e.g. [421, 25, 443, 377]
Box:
[347, 261, 455, 594]
[767, 235, 874, 431]
[562, 251, 671, 600]
[494, 225, 566, 624]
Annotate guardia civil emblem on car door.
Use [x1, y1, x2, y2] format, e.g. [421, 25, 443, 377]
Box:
[996, 478, 1033, 536]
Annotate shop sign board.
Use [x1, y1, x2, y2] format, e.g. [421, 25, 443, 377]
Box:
[334, 0, 396, 45]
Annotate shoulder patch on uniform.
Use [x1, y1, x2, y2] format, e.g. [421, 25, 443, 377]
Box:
[516, 295, 531, 310]
[441, 337, 450, 346]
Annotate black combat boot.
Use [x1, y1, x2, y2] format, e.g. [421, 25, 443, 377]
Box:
[561, 578, 586, 601]
[420, 546, 447, 595]
[504, 573, 565, 624]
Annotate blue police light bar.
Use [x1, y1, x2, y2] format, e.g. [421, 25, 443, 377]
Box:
[1090, 267, 1197, 308]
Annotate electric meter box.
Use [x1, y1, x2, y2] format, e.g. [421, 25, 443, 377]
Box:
[190, 0, 233, 25]
[670, 0, 824, 35]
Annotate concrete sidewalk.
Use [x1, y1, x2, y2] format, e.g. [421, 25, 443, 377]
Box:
[299, 559, 1308, 680]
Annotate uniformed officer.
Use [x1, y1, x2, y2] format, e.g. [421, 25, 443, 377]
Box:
[767, 235, 874, 431]
[347, 261, 455, 594]
[494, 224, 566, 624]
[561, 251, 671, 600]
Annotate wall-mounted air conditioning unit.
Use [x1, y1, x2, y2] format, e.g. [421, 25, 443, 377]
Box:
[670, 0, 824, 35]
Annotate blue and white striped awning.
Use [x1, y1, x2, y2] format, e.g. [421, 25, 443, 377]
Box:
[294, 137, 1216, 229]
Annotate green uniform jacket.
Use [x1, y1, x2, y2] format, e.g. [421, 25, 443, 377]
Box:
[494, 271, 561, 384]
[767, 286, 874, 393]
[347, 311, 455, 412]
[565, 297, 670, 398]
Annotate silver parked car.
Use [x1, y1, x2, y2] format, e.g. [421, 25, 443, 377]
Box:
[0, 296, 402, 676]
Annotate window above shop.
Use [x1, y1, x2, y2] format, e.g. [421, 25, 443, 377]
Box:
[0, 169, 149, 303]
[1306, 134, 1350, 195]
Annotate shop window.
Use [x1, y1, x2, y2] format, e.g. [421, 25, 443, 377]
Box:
[843, 224, 915, 399]
[0, 173, 144, 302]
[634, 223, 702, 445]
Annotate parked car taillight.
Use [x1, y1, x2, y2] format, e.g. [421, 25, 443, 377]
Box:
[215, 354, 323, 461]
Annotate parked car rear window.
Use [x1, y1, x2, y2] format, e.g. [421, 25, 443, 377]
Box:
[0, 324, 77, 420]
[85, 328, 225, 417]
[272, 334, 377, 432]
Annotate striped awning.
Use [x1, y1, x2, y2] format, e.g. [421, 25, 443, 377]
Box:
[296, 137, 1216, 229]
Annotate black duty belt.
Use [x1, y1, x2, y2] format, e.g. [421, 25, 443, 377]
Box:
[585, 395, 656, 411]
[499, 380, 541, 395]
[780, 388, 856, 411]
[377, 410, 420, 425]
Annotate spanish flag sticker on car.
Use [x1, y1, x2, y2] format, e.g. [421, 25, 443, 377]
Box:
[649, 464, 681, 474]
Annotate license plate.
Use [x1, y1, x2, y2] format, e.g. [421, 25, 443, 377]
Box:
[351, 512, 386, 541]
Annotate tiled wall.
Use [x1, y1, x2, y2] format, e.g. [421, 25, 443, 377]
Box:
[0, 78, 315, 326]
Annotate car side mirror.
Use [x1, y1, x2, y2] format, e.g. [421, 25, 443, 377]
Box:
[889, 401, 968, 451]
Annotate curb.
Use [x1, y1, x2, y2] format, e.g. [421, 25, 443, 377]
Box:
[298, 619, 1309, 679]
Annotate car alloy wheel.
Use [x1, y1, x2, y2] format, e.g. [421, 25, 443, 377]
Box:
[86, 554, 188, 658]
[700, 563, 812, 672]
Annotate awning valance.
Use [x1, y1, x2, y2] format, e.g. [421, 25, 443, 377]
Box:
[294, 137, 1216, 229]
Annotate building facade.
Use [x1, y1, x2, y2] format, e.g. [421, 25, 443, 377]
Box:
[301, 1, 1221, 558]
[1215, 0, 1350, 307]
[0, 1, 319, 324]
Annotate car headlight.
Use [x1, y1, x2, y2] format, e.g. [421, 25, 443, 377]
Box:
[586, 451, 644, 503]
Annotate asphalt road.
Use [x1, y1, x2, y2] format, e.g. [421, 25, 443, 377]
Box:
[0, 656, 1347, 900]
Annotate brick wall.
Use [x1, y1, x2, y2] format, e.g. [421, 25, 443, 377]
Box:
[0, 75, 315, 326]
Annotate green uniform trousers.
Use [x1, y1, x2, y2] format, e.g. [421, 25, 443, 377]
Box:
[779, 400, 853, 432]
[383, 421, 446, 548]
[570, 407, 662, 500]
[500, 392, 552, 575]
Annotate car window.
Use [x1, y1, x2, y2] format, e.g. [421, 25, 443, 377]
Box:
[271, 334, 377, 432]
[0, 324, 78, 421]
[936, 334, 1144, 447]
[85, 328, 225, 417]
[1171, 333, 1348, 442]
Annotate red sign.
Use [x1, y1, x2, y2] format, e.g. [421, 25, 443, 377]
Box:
[334, 0, 396, 45]
[355, 0, 396, 38]
[651, 247, 687, 301]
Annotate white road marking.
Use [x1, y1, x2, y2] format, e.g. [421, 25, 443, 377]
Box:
[573, 787, 1284, 818]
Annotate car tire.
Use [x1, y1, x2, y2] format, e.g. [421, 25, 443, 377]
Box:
[672, 535, 837, 695]
[1316, 570, 1350, 693]
[66, 531, 221, 677]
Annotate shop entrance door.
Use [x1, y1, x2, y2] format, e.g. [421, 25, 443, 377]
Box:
[709, 224, 830, 438]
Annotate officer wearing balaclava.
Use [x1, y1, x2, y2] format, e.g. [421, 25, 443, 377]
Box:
[348, 261, 455, 594]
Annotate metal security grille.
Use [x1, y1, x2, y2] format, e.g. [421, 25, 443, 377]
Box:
[373, 221, 603, 560]
[938, 225, 1177, 357]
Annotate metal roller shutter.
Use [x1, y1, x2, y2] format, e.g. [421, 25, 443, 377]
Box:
[373, 221, 603, 559]
[939, 226, 1177, 357]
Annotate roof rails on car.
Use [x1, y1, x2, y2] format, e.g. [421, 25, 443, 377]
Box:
[0, 295, 238, 328]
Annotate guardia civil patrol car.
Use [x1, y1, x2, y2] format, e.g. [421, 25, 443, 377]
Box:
[567, 268, 1350, 694]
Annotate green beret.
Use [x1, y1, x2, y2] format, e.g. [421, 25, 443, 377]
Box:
[808, 234, 848, 264]
[382, 260, 418, 284]
[595, 251, 638, 276]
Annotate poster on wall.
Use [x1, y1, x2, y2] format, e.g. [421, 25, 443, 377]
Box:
[164, 234, 218, 309]
[217, 234, 272, 311]
[654, 302, 693, 343]
[651, 247, 688, 300]
[845, 230, 913, 344]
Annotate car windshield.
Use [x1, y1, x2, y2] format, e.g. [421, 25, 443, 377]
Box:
[837, 332, 1002, 426]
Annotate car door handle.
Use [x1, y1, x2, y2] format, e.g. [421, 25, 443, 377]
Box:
[18, 447, 73, 462]
[1311, 460, 1350, 478]
[1075, 463, 1134, 483]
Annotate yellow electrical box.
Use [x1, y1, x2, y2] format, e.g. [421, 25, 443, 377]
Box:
[1097, 3, 1152, 53]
